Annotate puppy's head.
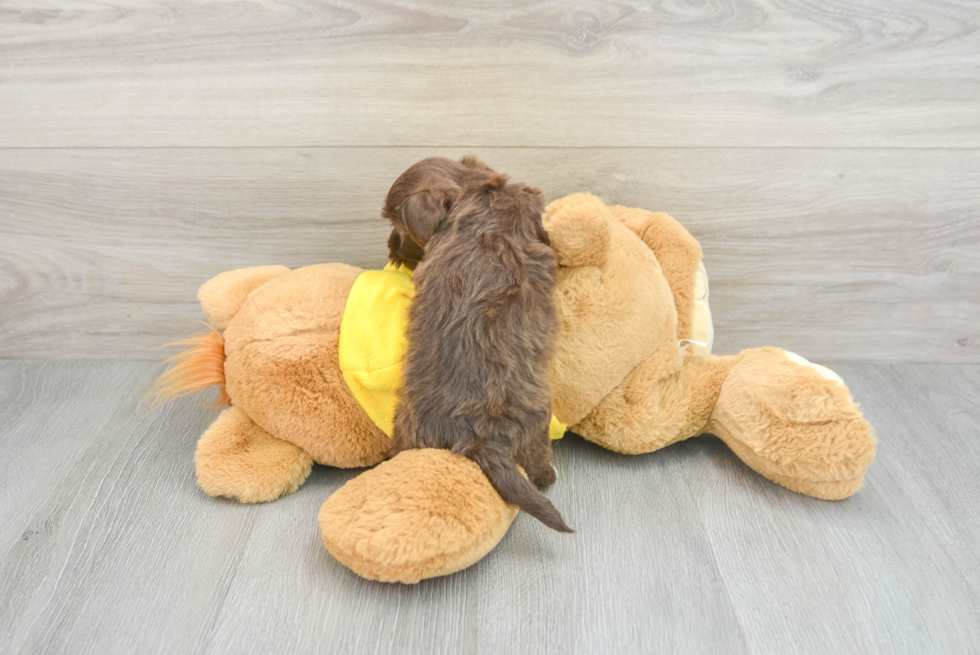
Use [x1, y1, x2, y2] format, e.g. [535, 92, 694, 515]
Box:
[461, 174, 550, 248]
[383, 156, 495, 269]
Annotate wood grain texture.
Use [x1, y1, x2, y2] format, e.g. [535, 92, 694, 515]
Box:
[2, 0, 976, 650]
[685, 362, 980, 654]
[0, 0, 978, 148]
[2, 147, 977, 361]
[1, 360, 978, 654]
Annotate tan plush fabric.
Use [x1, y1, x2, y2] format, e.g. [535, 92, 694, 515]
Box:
[704, 348, 876, 499]
[319, 449, 519, 583]
[545, 194, 725, 454]
[223, 263, 391, 468]
[679, 352, 739, 438]
[611, 207, 703, 341]
[575, 350, 740, 454]
[198, 265, 291, 331]
[544, 194, 675, 427]
[156, 192, 876, 585]
[545, 193, 612, 268]
[195, 406, 314, 503]
[548, 195, 874, 499]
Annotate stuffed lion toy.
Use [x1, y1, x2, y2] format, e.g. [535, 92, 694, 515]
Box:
[155, 193, 875, 583]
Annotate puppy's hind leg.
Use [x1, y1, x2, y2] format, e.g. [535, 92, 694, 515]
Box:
[520, 430, 558, 490]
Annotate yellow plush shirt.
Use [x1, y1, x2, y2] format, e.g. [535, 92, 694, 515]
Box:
[338, 263, 567, 440]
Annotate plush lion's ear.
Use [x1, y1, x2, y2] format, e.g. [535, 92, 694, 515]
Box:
[399, 181, 460, 246]
[542, 193, 611, 268]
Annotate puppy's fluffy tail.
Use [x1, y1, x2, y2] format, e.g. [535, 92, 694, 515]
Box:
[151, 330, 229, 407]
[468, 445, 573, 533]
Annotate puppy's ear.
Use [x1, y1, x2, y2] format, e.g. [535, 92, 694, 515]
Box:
[399, 181, 459, 246]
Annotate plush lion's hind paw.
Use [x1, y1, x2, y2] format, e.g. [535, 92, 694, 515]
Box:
[195, 406, 313, 503]
[319, 449, 518, 583]
[708, 348, 876, 500]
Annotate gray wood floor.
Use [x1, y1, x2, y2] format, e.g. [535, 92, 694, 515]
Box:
[1, 360, 978, 654]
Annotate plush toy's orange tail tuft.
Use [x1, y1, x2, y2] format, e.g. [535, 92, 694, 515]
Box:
[152, 330, 229, 407]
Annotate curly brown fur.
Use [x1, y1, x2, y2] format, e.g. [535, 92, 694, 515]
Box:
[382, 156, 497, 270]
[389, 171, 572, 533]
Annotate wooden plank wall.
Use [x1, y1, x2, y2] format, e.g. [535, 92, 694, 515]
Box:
[1, 0, 978, 361]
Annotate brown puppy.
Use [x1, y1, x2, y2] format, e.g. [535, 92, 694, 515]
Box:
[382, 156, 495, 270]
[389, 169, 572, 533]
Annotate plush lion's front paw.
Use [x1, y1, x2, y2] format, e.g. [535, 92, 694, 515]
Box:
[707, 348, 876, 500]
[318, 449, 519, 583]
